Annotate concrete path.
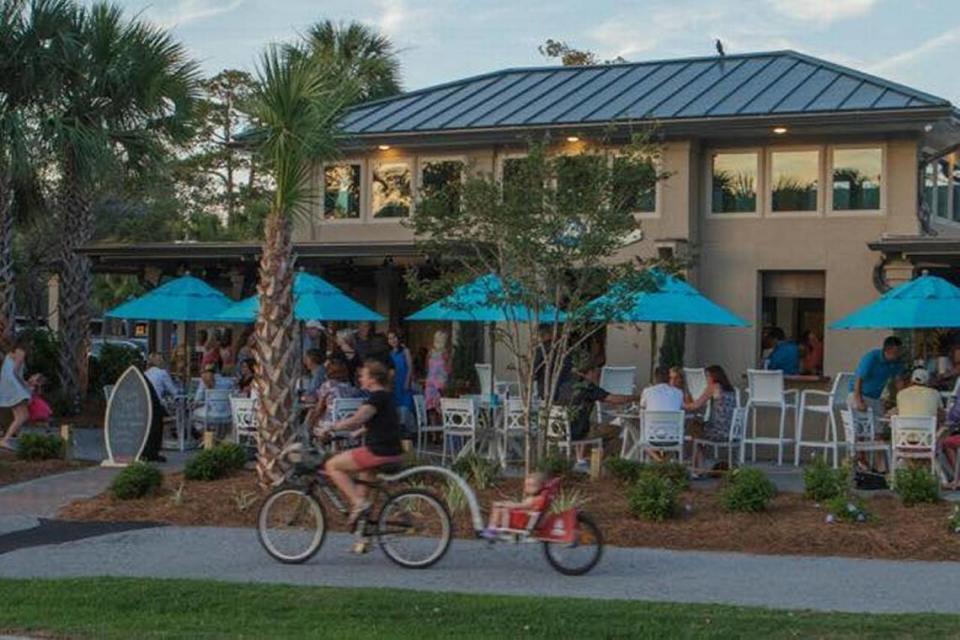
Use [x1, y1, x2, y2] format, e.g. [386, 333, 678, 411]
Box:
[1, 524, 958, 615]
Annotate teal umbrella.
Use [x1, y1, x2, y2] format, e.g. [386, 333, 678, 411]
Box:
[586, 270, 749, 327]
[406, 273, 564, 322]
[217, 272, 383, 323]
[106, 275, 232, 322]
[830, 273, 960, 329]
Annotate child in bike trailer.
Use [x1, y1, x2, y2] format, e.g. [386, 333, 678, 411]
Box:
[322, 359, 403, 527]
[481, 472, 550, 538]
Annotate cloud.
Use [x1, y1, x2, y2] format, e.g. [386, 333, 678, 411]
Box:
[149, 0, 245, 30]
[766, 0, 877, 24]
[587, 4, 728, 59]
[867, 25, 960, 74]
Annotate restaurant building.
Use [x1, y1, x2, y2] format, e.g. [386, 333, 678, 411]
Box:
[83, 50, 960, 385]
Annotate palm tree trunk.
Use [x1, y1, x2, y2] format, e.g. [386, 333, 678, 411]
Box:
[0, 169, 15, 343]
[56, 153, 93, 409]
[254, 210, 297, 488]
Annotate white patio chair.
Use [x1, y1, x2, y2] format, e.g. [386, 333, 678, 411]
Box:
[638, 410, 685, 463]
[940, 377, 960, 412]
[683, 367, 708, 401]
[229, 396, 257, 448]
[693, 406, 748, 469]
[500, 396, 537, 467]
[544, 405, 602, 460]
[617, 404, 642, 458]
[191, 387, 233, 439]
[441, 397, 478, 465]
[331, 397, 364, 422]
[414, 394, 444, 458]
[795, 372, 853, 467]
[891, 415, 938, 477]
[597, 366, 636, 424]
[839, 409, 890, 471]
[743, 369, 797, 465]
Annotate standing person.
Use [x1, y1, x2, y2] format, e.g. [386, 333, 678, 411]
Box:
[336, 330, 359, 384]
[144, 353, 179, 401]
[236, 358, 257, 398]
[849, 336, 904, 418]
[0, 336, 32, 451]
[302, 321, 325, 355]
[388, 329, 415, 432]
[763, 327, 800, 375]
[641, 366, 684, 411]
[235, 328, 256, 363]
[201, 332, 222, 372]
[424, 329, 452, 421]
[668, 367, 692, 404]
[219, 330, 235, 372]
[355, 321, 391, 368]
[685, 365, 738, 474]
[800, 330, 824, 375]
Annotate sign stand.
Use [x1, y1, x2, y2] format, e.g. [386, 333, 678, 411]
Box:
[102, 366, 153, 467]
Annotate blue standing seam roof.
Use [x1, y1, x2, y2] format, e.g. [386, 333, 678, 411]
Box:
[340, 50, 952, 135]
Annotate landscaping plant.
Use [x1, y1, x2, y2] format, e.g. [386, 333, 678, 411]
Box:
[948, 505, 960, 534]
[539, 453, 574, 478]
[640, 460, 690, 491]
[721, 467, 777, 513]
[184, 443, 248, 481]
[110, 462, 163, 500]
[627, 473, 680, 521]
[894, 467, 940, 506]
[451, 452, 500, 490]
[824, 495, 871, 524]
[605, 457, 644, 484]
[803, 458, 849, 502]
[15, 434, 64, 461]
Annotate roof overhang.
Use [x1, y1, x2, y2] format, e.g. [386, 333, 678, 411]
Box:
[869, 235, 960, 268]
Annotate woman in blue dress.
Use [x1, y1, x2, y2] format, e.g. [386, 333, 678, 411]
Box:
[388, 329, 415, 434]
[0, 335, 32, 451]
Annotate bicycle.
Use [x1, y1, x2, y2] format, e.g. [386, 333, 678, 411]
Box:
[257, 453, 453, 569]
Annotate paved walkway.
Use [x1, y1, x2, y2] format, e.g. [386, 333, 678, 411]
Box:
[0, 524, 958, 615]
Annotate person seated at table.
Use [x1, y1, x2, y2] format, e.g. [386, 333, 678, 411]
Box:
[685, 365, 738, 475]
[236, 358, 257, 398]
[300, 348, 326, 401]
[144, 353, 179, 401]
[308, 358, 365, 430]
[763, 327, 799, 375]
[668, 367, 693, 404]
[933, 345, 960, 392]
[799, 330, 824, 376]
[558, 360, 640, 473]
[641, 366, 684, 411]
[892, 368, 943, 423]
[322, 360, 404, 528]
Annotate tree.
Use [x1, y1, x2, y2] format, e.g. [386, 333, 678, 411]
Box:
[40, 2, 199, 406]
[408, 135, 668, 471]
[302, 20, 401, 103]
[539, 39, 627, 66]
[244, 46, 349, 487]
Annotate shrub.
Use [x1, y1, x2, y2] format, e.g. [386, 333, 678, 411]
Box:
[628, 474, 681, 521]
[894, 467, 940, 506]
[948, 505, 960, 534]
[640, 460, 690, 491]
[184, 443, 248, 481]
[539, 453, 573, 478]
[15, 434, 64, 461]
[451, 452, 500, 489]
[721, 467, 777, 513]
[110, 462, 163, 499]
[605, 457, 644, 483]
[803, 459, 849, 502]
[825, 495, 871, 524]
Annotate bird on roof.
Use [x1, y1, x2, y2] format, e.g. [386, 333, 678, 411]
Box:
[715, 39, 725, 56]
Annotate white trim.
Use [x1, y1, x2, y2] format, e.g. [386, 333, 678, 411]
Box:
[369, 156, 415, 223]
[765, 146, 823, 217]
[317, 159, 365, 225]
[825, 143, 886, 218]
[706, 148, 762, 219]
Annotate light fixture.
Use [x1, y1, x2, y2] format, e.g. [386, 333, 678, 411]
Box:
[377, 144, 391, 150]
[772, 126, 788, 135]
[566, 136, 580, 143]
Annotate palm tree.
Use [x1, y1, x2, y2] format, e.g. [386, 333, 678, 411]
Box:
[302, 20, 401, 103]
[42, 2, 198, 405]
[244, 46, 348, 486]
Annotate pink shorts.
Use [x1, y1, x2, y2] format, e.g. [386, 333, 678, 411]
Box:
[350, 447, 402, 471]
[942, 434, 960, 450]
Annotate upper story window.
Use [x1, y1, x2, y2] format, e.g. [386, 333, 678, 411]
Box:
[770, 150, 819, 213]
[831, 147, 882, 211]
[612, 156, 656, 215]
[322, 162, 362, 220]
[420, 158, 464, 213]
[556, 155, 603, 212]
[371, 159, 412, 219]
[924, 153, 959, 222]
[711, 151, 758, 214]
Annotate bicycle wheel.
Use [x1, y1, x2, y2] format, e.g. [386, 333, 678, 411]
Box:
[542, 512, 604, 576]
[377, 489, 452, 569]
[257, 487, 326, 564]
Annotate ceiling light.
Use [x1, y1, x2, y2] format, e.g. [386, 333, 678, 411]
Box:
[566, 136, 580, 143]
[378, 144, 391, 150]
[772, 127, 788, 135]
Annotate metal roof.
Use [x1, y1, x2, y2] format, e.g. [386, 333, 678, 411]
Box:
[341, 50, 952, 136]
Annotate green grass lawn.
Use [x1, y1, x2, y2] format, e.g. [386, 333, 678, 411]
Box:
[0, 577, 956, 639]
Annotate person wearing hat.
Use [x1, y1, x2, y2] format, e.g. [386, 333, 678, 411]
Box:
[894, 367, 943, 423]
[302, 320, 326, 355]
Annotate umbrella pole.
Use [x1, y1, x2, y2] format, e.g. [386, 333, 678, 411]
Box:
[649, 322, 658, 383]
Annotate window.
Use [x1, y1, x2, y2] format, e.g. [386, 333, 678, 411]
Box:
[924, 153, 960, 223]
[322, 163, 361, 220]
[760, 271, 825, 376]
[770, 150, 818, 212]
[954, 159, 960, 222]
[371, 159, 412, 219]
[420, 159, 464, 214]
[832, 147, 881, 211]
[556, 155, 603, 212]
[612, 155, 656, 215]
[500, 155, 533, 207]
[711, 152, 757, 214]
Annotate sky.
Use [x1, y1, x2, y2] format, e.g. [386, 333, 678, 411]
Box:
[112, 0, 960, 105]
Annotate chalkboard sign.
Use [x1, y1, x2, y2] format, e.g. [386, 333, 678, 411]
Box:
[103, 366, 153, 467]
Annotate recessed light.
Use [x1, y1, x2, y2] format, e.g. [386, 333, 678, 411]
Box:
[378, 144, 391, 150]
[566, 136, 580, 143]
[772, 127, 788, 135]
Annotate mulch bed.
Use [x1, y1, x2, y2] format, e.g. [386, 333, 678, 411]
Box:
[0, 450, 92, 488]
[58, 470, 960, 562]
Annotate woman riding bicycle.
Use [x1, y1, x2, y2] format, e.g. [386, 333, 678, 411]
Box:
[322, 359, 403, 525]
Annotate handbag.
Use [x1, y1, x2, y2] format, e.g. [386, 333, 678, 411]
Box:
[854, 470, 888, 491]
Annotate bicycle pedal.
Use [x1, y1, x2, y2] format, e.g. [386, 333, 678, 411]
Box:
[351, 539, 371, 555]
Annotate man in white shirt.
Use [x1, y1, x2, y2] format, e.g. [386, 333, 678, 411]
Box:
[144, 353, 179, 400]
[640, 366, 684, 411]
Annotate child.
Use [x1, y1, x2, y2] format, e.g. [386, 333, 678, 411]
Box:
[482, 472, 548, 538]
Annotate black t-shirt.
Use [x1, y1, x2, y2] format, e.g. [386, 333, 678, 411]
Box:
[558, 379, 609, 440]
[362, 390, 402, 456]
